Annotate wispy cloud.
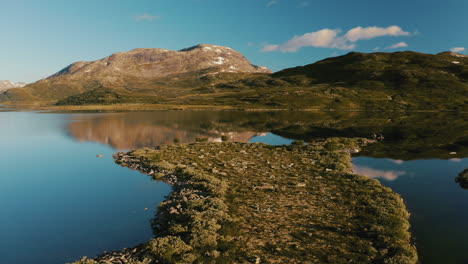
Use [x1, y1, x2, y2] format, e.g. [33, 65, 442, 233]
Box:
[386, 42, 408, 49]
[353, 165, 406, 181]
[266, 0, 278, 7]
[298, 1, 309, 7]
[135, 13, 160, 22]
[262, 28, 354, 52]
[262, 25, 410, 52]
[451, 47, 465, 53]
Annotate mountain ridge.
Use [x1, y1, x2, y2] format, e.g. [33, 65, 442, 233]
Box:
[0, 44, 271, 102]
[1, 48, 467, 111]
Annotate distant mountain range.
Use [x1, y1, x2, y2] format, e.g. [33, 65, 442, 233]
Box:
[1, 45, 467, 111]
[0, 80, 27, 91]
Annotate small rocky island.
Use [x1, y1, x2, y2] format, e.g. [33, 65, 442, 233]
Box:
[456, 168, 468, 189]
[73, 139, 417, 264]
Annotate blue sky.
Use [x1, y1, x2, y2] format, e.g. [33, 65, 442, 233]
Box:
[1, 0, 467, 82]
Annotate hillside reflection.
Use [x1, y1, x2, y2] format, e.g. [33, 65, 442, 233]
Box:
[67, 112, 264, 150]
[65, 111, 468, 159]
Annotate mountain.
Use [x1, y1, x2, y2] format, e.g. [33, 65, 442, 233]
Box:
[208, 51, 468, 110]
[0, 80, 27, 91]
[0, 44, 270, 103]
[273, 51, 468, 89]
[1, 48, 467, 111]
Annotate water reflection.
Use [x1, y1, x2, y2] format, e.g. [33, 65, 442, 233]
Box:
[0, 112, 171, 264]
[67, 112, 265, 150]
[64, 111, 468, 160]
[353, 157, 468, 264]
[0, 104, 15, 111]
[389, 159, 404, 165]
[353, 164, 406, 181]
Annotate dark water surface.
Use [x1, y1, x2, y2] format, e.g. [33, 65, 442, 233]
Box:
[0, 110, 466, 263]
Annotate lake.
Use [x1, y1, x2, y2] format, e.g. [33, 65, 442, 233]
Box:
[0, 109, 466, 264]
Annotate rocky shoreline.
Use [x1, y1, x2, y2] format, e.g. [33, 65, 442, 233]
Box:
[71, 140, 417, 264]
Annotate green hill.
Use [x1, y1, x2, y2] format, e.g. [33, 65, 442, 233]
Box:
[1, 49, 467, 111]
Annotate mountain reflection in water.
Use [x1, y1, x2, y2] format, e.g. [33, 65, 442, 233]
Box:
[67, 112, 264, 150]
[65, 111, 468, 160]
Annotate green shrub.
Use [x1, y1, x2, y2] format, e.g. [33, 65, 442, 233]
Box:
[153, 161, 177, 171]
[292, 140, 305, 146]
[168, 224, 189, 235]
[131, 148, 162, 162]
[331, 162, 349, 172]
[153, 172, 166, 180]
[324, 141, 342, 151]
[145, 236, 193, 263]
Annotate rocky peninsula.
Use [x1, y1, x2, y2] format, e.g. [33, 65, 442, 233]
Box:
[72, 139, 417, 264]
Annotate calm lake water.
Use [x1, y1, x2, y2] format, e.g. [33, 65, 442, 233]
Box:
[0, 112, 171, 264]
[353, 157, 468, 264]
[0, 109, 466, 264]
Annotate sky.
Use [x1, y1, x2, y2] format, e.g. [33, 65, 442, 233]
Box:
[1, 0, 467, 83]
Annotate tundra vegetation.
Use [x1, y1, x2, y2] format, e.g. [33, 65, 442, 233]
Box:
[2, 50, 467, 112]
[72, 139, 417, 264]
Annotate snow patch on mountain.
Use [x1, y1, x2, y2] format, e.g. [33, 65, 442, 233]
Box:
[0, 80, 27, 90]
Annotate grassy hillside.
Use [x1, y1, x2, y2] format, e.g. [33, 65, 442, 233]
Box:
[2, 51, 467, 111]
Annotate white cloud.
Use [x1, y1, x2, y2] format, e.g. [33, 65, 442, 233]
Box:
[353, 165, 406, 181]
[262, 28, 355, 52]
[135, 14, 160, 21]
[266, 0, 278, 7]
[298, 1, 310, 7]
[262, 25, 410, 53]
[344, 26, 410, 42]
[451, 47, 465, 53]
[386, 42, 409, 49]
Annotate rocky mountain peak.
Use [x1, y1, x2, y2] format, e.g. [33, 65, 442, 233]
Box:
[49, 44, 271, 80]
[0, 80, 27, 90]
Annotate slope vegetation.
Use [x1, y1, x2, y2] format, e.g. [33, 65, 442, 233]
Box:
[2, 49, 467, 111]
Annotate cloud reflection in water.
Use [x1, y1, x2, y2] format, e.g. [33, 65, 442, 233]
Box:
[353, 165, 407, 181]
